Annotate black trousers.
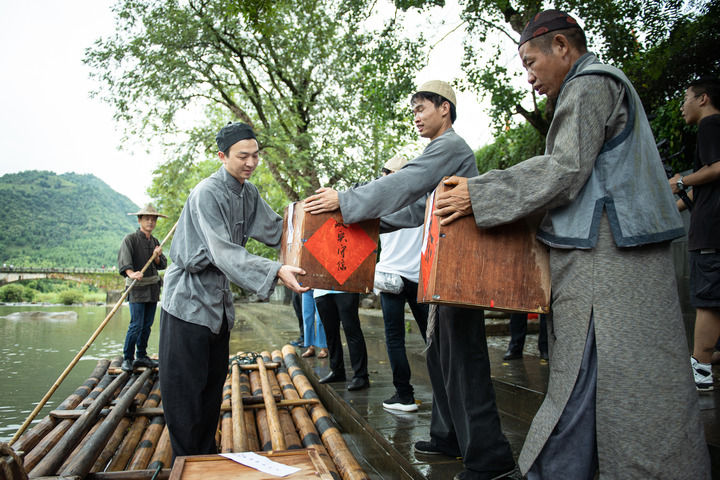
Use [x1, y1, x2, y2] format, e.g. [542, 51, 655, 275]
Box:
[426, 306, 515, 479]
[314, 293, 368, 380]
[159, 309, 229, 461]
[508, 313, 548, 355]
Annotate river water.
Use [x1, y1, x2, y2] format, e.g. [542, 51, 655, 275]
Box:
[0, 303, 157, 442]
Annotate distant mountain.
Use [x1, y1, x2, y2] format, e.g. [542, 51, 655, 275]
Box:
[0, 171, 140, 268]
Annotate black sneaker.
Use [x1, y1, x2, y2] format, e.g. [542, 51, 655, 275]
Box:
[133, 356, 158, 369]
[382, 393, 418, 412]
[414, 440, 460, 457]
[121, 359, 133, 372]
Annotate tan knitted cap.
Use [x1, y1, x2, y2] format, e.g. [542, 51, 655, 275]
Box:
[416, 80, 457, 108]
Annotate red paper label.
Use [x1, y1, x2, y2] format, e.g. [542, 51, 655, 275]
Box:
[421, 199, 439, 296]
[304, 219, 377, 285]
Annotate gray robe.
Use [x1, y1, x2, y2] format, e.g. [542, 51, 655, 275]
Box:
[467, 57, 710, 478]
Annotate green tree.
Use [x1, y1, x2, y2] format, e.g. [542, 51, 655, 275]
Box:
[85, 0, 424, 222]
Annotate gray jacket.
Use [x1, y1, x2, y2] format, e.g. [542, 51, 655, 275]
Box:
[162, 167, 283, 334]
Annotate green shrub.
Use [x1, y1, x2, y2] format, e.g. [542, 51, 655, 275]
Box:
[58, 289, 84, 305]
[475, 121, 546, 174]
[0, 284, 35, 302]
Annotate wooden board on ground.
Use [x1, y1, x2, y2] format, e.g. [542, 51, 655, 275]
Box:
[280, 201, 379, 293]
[418, 180, 551, 313]
[169, 449, 334, 480]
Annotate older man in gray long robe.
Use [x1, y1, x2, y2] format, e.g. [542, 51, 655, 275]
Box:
[435, 10, 709, 480]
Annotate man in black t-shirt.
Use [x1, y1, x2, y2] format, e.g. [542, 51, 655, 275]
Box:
[670, 77, 720, 391]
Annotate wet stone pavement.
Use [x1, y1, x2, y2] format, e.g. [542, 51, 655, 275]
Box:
[234, 301, 720, 479]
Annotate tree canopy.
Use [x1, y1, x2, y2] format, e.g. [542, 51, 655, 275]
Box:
[85, 0, 424, 228]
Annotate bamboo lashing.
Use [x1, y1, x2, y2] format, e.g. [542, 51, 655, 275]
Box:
[10, 222, 178, 446]
[230, 356, 248, 452]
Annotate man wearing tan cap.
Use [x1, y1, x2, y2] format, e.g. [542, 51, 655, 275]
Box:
[434, 9, 709, 479]
[305, 82, 518, 479]
[117, 203, 168, 372]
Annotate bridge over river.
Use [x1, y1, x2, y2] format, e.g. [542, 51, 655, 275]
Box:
[0, 266, 124, 290]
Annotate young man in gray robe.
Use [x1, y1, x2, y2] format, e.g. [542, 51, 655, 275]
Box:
[159, 122, 308, 460]
[434, 10, 710, 479]
[305, 81, 518, 480]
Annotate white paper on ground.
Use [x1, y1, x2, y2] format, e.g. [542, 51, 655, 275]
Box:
[219, 452, 301, 477]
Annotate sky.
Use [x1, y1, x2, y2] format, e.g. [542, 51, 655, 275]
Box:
[0, 1, 519, 207]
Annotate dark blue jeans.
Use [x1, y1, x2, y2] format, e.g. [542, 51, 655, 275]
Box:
[124, 302, 157, 360]
[380, 277, 428, 398]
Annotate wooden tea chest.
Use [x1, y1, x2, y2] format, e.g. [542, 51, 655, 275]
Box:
[280, 201, 379, 293]
[418, 181, 551, 313]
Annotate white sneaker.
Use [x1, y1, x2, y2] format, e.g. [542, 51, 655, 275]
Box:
[691, 356, 713, 392]
[382, 393, 418, 412]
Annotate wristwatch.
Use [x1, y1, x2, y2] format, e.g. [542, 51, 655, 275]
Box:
[677, 177, 686, 191]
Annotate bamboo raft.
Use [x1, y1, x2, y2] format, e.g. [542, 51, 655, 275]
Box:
[2, 346, 368, 480]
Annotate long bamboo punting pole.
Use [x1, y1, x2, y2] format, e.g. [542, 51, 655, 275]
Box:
[230, 358, 248, 452]
[10, 222, 177, 446]
[14, 360, 110, 455]
[105, 376, 158, 471]
[29, 371, 131, 478]
[24, 369, 120, 473]
[147, 425, 172, 472]
[61, 369, 153, 479]
[281, 345, 369, 480]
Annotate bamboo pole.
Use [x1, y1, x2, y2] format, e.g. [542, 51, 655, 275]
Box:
[89, 417, 131, 473]
[24, 370, 119, 473]
[239, 373, 260, 452]
[281, 345, 369, 480]
[60, 368, 154, 479]
[261, 351, 301, 450]
[270, 350, 336, 474]
[256, 356, 286, 451]
[13, 360, 109, 455]
[147, 425, 172, 472]
[58, 419, 105, 474]
[105, 376, 158, 471]
[219, 376, 233, 454]
[10, 223, 177, 446]
[126, 414, 164, 471]
[230, 358, 248, 452]
[29, 371, 131, 478]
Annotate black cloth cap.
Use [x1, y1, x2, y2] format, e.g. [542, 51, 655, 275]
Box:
[216, 122, 257, 152]
[519, 9, 581, 48]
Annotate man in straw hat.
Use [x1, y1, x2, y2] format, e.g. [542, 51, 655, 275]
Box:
[117, 203, 168, 372]
[159, 122, 308, 460]
[433, 9, 709, 479]
[305, 81, 518, 479]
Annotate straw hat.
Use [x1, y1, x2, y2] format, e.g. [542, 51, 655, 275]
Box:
[128, 203, 167, 218]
